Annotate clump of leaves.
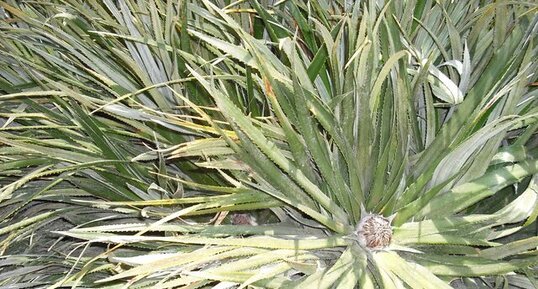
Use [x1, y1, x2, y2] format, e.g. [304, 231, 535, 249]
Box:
[1, 0, 538, 288]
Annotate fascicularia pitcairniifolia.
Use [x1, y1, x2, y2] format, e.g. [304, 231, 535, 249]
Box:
[231, 213, 258, 226]
[354, 206, 394, 250]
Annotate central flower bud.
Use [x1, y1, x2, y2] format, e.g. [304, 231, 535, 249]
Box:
[355, 213, 393, 250]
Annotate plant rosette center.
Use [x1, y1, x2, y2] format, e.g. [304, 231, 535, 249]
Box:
[355, 213, 393, 250]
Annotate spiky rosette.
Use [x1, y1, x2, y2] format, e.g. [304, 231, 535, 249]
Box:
[355, 213, 393, 250]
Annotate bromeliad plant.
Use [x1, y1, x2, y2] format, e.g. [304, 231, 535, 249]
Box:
[1, 0, 538, 288]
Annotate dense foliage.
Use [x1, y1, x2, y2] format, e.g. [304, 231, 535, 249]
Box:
[1, 0, 537, 288]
